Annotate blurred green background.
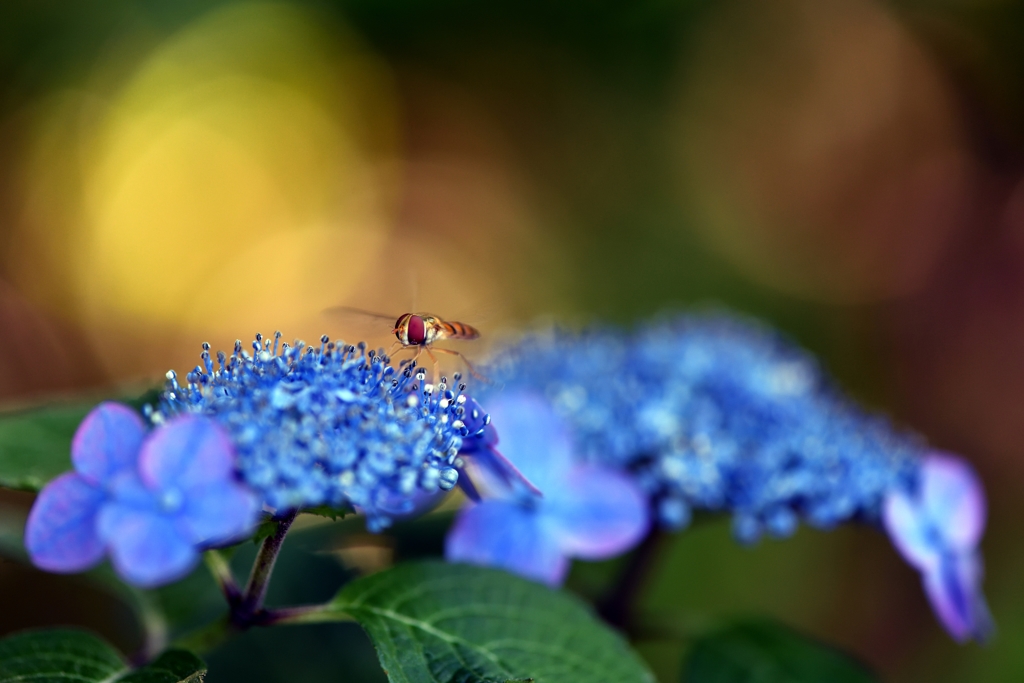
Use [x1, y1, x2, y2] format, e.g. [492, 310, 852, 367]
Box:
[3, 0, 1024, 680]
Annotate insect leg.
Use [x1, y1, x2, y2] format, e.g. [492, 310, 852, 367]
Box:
[408, 346, 423, 374]
[388, 343, 417, 373]
[386, 341, 404, 361]
[431, 348, 489, 383]
[424, 347, 441, 384]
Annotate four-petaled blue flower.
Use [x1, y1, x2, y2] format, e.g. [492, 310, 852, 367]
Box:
[25, 402, 260, 587]
[883, 453, 994, 642]
[446, 392, 650, 586]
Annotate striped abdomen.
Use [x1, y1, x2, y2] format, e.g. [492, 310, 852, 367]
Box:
[437, 319, 480, 340]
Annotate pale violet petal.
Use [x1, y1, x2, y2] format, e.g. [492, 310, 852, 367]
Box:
[71, 403, 146, 485]
[176, 482, 261, 546]
[920, 453, 986, 550]
[98, 503, 198, 587]
[544, 465, 650, 560]
[883, 487, 940, 572]
[445, 500, 568, 586]
[465, 446, 543, 500]
[483, 392, 575, 494]
[923, 552, 994, 643]
[25, 473, 106, 573]
[139, 415, 235, 491]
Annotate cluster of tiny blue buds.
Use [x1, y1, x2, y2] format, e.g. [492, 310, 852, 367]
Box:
[480, 313, 922, 543]
[153, 332, 472, 531]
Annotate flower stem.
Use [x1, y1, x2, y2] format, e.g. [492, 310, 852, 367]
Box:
[204, 550, 240, 605]
[597, 528, 666, 633]
[234, 510, 298, 626]
[257, 603, 353, 626]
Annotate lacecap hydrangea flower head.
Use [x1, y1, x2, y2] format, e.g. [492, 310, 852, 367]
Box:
[447, 313, 993, 642]
[26, 330, 487, 587]
[155, 333, 472, 531]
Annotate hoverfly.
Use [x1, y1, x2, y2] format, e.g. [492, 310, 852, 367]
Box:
[326, 307, 484, 381]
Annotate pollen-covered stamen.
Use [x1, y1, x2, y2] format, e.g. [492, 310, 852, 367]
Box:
[156, 332, 473, 531]
[165, 369, 178, 387]
[438, 467, 459, 490]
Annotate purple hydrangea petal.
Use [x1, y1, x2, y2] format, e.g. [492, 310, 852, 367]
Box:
[923, 553, 994, 643]
[882, 487, 939, 572]
[920, 453, 986, 550]
[176, 482, 261, 546]
[25, 473, 106, 573]
[138, 415, 235, 492]
[106, 470, 156, 506]
[470, 446, 543, 498]
[446, 500, 568, 586]
[71, 403, 146, 486]
[97, 503, 198, 588]
[460, 454, 510, 501]
[457, 466, 483, 502]
[458, 399, 541, 496]
[484, 392, 575, 494]
[544, 465, 650, 560]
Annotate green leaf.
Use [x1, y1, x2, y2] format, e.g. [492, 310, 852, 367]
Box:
[325, 560, 655, 683]
[116, 650, 206, 683]
[303, 503, 354, 522]
[0, 403, 91, 491]
[0, 629, 205, 683]
[681, 619, 879, 683]
[445, 671, 535, 683]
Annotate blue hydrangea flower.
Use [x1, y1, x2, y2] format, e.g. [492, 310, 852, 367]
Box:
[25, 403, 259, 587]
[883, 453, 994, 642]
[156, 333, 470, 531]
[469, 312, 992, 641]
[446, 393, 649, 586]
[481, 314, 919, 538]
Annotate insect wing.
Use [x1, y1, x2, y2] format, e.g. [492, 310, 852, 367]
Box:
[322, 305, 400, 323]
[323, 305, 404, 342]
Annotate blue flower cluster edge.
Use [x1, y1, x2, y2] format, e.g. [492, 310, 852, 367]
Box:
[445, 311, 994, 643]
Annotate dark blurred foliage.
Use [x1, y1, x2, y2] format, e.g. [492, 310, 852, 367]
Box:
[4, 1, 1024, 681]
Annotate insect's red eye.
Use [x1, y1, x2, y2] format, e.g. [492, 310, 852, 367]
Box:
[407, 315, 426, 345]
